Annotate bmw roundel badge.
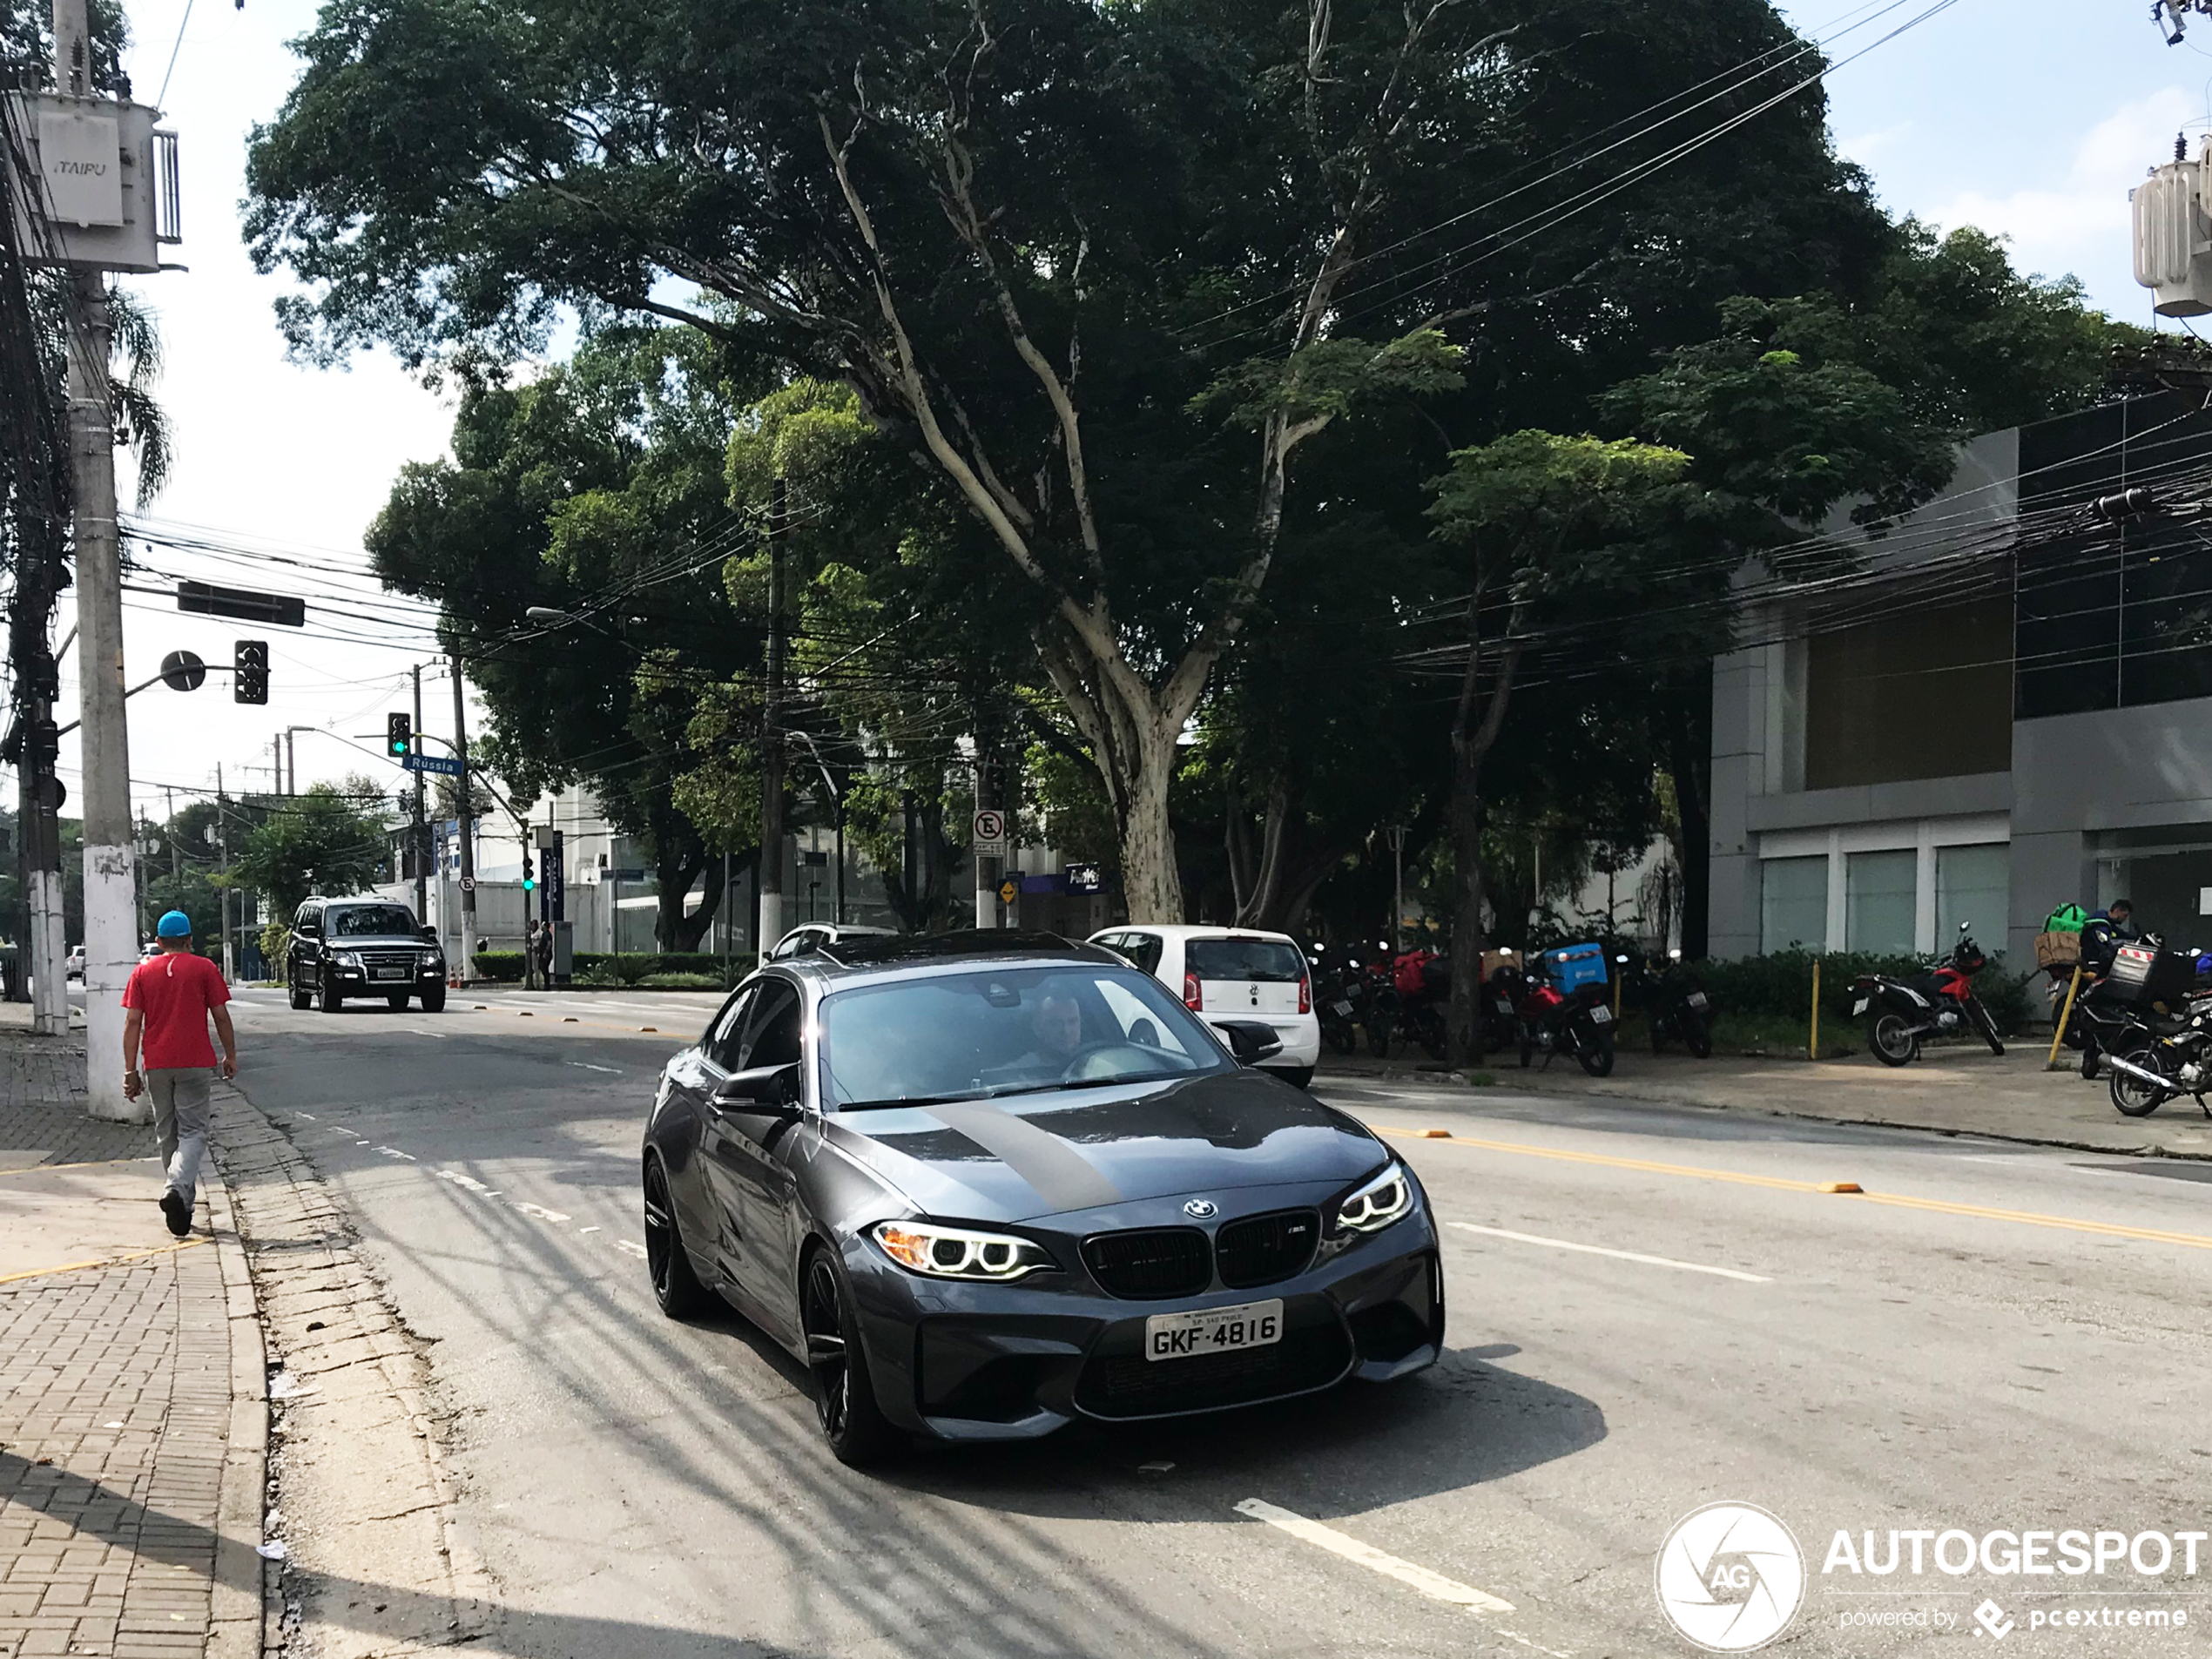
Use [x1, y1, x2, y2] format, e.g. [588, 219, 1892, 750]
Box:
[1183, 1198, 1218, 1218]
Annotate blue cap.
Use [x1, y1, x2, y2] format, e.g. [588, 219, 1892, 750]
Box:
[156, 910, 192, 938]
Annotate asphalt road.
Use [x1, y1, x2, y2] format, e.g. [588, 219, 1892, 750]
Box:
[219, 986, 2212, 1657]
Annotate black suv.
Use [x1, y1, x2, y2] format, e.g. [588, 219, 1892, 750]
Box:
[288, 899, 448, 1013]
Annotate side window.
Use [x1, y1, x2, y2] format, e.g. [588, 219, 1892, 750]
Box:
[294, 905, 320, 938]
[702, 985, 759, 1071]
[1094, 933, 1131, 961]
[739, 983, 803, 1071]
[1125, 933, 1163, 975]
[1097, 979, 1197, 1057]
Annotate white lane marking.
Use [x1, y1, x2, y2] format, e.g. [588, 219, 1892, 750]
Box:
[1234, 1499, 1514, 1613]
[436, 1169, 494, 1194]
[374, 1147, 418, 1162]
[513, 1202, 571, 1224]
[577, 1226, 601, 1235]
[615, 1238, 648, 1258]
[1446, 1221, 1770, 1283]
[293, 1112, 315, 1121]
[568, 1062, 622, 1075]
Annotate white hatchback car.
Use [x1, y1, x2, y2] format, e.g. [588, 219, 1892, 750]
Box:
[765, 922, 897, 962]
[1086, 923, 1320, 1087]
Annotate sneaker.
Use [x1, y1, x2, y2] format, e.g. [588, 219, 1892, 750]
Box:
[158, 1189, 191, 1238]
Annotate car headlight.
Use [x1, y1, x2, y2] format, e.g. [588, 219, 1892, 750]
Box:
[332, 950, 361, 969]
[419, 950, 443, 968]
[1332, 1163, 1413, 1235]
[872, 1220, 1055, 1282]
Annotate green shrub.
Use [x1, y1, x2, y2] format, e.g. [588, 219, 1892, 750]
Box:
[637, 971, 723, 989]
[464, 949, 754, 987]
[1696, 948, 2036, 1035]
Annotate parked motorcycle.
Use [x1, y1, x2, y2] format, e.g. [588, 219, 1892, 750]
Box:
[1504, 961, 1616, 1076]
[1851, 923, 2005, 1067]
[1390, 949, 1450, 1062]
[1622, 951, 1716, 1059]
[1313, 952, 1363, 1056]
[2103, 997, 2212, 1118]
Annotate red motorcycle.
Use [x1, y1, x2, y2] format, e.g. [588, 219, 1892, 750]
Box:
[1493, 961, 1616, 1076]
[1851, 924, 2005, 1067]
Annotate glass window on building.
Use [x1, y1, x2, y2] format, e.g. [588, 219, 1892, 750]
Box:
[1845, 849, 1917, 955]
[1935, 843, 2009, 950]
[1760, 855, 1828, 953]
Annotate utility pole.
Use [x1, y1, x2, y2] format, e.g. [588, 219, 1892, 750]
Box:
[57, 0, 133, 1121]
[410, 664, 427, 923]
[449, 653, 476, 980]
[215, 763, 232, 981]
[758, 474, 787, 954]
[272, 735, 283, 796]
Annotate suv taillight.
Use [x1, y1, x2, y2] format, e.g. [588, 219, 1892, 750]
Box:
[1298, 974, 1311, 1015]
[1184, 971, 1203, 1010]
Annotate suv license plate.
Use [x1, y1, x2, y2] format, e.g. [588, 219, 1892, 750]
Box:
[1145, 1298, 1283, 1362]
[372, 968, 407, 981]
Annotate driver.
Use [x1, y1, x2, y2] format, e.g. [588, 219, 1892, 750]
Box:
[1015, 990, 1086, 1073]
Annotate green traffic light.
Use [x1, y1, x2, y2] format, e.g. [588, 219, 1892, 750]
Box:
[522, 878, 536, 891]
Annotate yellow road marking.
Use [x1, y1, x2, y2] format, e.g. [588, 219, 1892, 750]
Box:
[0, 1236, 209, 1286]
[1379, 1126, 2212, 1253]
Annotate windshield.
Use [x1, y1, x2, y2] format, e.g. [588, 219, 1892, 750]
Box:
[1186, 938, 1305, 982]
[328, 905, 421, 938]
[819, 964, 1233, 1109]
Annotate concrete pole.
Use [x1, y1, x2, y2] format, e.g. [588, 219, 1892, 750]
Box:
[216, 764, 233, 983]
[411, 664, 428, 923]
[450, 654, 476, 980]
[65, 234, 135, 1120]
[285, 730, 295, 798]
[757, 476, 786, 954]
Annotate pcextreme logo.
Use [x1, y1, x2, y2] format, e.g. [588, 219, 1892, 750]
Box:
[1656, 1502, 1808, 1653]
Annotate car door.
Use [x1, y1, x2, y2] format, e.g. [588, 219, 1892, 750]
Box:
[662, 981, 758, 1276]
[703, 977, 807, 1343]
[292, 904, 322, 988]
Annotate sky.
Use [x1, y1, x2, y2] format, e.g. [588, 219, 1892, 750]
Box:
[42, 0, 2206, 827]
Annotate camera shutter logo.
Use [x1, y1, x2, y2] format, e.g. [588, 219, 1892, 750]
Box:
[1655, 1502, 1805, 1652]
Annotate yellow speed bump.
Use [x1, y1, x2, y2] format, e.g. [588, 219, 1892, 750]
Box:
[473, 1004, 488, 1010]
[639, 1026, 658, 1033]
[1818, 1182, 1863, 1194]
[563, 1016, 578, 1023]
[517, 1010, 533, 1017]
[1418, 1128, 1451, 1138]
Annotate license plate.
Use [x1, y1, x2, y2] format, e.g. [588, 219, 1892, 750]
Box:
[1494, 999, 1514, 1015]
[1852, 997, 1869, 1016]
[1588, 1004, 1613, 1025]
[1687, 991, 1710, 1010]
[372, 968, 407, 981]
[1330, 999, 1353, 1017]
[1144, 1298, 1283, 1362]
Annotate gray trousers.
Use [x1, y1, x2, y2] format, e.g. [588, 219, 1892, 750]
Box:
[148, 1068, 212, 1207]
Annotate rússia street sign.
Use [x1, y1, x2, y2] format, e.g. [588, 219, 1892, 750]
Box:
[402, 753, 464, 776]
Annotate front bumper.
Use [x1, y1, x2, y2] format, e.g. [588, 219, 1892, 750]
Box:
[843, 1182, 1443, 1442]
[326, 961, 445, 988]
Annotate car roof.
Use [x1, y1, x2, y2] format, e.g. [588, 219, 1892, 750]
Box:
[787, 929, 1125, 988]
[1092, 923, 1303, 945]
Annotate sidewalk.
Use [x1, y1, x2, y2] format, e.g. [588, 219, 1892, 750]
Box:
[1319, 1039, 2212, 1159]
[0, 1019, 264, 1659]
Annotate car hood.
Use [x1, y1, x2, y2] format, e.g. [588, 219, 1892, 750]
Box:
[826, 1069, 1385, 1223]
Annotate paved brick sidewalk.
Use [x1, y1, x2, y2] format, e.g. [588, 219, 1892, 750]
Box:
[0, 1024, 265, 1659]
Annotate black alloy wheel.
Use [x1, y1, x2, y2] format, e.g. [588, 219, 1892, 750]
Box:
[319, 979, 343, 1013]
[642, 1157, 712, 1317]
[801, 1249, 895, 1467]
[287, 978, 310, 1012]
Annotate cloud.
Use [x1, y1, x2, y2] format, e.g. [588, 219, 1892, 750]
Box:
[1838, 122, 1913, 167]
[1924, 87, 2194, 298]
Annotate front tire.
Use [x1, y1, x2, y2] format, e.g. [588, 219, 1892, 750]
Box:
[419, 987, 446, 1013]
[1683, 1010, 1714, 1060]
[287, 979, 311, 1012]
[2109, 1049, 2168, 1117]
[386, 992, 409, 1011]
[318, 981, 343, 1014]
[1870, 1012, 1918, 1067]
[642, 1157, 713, 1317]
[1576, 1029, 1615, 1077]
[1969, 998, 2005, 1055]
[800, 1247, 896, 1467]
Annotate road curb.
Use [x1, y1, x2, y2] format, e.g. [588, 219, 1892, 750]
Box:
[206, 1089, 270, 1659]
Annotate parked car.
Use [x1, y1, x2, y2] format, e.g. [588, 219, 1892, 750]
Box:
[640, 931, 1440, 1465]
[765, 921, 896, 962]
[287, 898, 448, 1013]
[64, 944, 84, 981]
[1087, 924, 1321, 1088]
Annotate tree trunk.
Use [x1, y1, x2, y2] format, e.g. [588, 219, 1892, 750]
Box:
[665, 851, 725, 953]
[1113, 741, 1183, 923]
[1447, 740, 1488, 1069]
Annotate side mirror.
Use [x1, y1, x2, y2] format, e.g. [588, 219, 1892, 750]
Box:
[418, 926, 438, 942]
[711, 1063, 802, 1115]
[1216, 1020, 1285, 1067]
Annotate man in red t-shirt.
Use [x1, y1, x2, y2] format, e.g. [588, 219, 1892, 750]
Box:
[122, 910, 237, 1237]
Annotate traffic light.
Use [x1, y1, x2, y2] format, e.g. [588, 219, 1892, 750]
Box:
[233, 639, 268, 705]
[387, 712, 412, 758]
[24, 717, 57, 769]
[520, 854, 536, 893]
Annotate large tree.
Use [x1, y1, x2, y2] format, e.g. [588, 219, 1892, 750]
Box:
[244, 0, 1891, 919]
